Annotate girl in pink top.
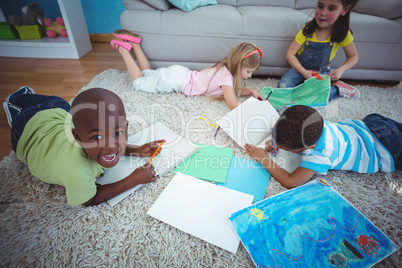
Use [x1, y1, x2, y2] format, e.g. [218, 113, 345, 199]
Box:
[111, 29, 263, 110]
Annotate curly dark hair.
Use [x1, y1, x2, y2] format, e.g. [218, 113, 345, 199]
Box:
[273, 105, 324, 149]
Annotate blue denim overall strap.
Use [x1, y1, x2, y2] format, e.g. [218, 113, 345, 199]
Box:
[297, 34, 332, 73]
[277, 33, 339, 100]
[10, 94, 71, 152]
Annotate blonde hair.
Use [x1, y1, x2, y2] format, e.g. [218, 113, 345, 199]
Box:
[202, 42, 262, 97]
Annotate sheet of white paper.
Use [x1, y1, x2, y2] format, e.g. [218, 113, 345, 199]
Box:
[96, 122, 198, 206]
[260, 134, 301, 174]
[96, 157, 147, 206]
[217, 97, 301, 173]
[127, 122, 199, 176]
[217, 97, 279, 148]
[147, 172, 254, 253]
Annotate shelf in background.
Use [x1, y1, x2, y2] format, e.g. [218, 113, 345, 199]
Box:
[0, 0, 91, 59]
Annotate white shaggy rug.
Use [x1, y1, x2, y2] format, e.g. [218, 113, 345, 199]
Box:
[0, 69, 401, 267]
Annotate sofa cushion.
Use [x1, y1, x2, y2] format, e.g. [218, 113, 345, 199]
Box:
[142, 0, 172, 10]
[217, 0, 296, 8]
[237, 0, 295, 8]
[124, 0, 167, 10]
[168, 0, 217, 11]
[161, 5, 241, 35]
[294, 0, 316, 9]
[121, 5, 242, 35]
[354, 0, 402, 20]
[350, 12, 401, 43]
[239, 6, 308, 38]
[217, 0, 236, 6]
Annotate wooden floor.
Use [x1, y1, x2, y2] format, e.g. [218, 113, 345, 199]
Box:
[0, 42, 400, 161]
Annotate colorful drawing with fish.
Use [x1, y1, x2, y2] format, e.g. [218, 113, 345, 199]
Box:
[228, 179, 398, 267]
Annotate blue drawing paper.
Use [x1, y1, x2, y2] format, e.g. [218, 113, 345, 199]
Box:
[229, 179, 399, 268]
[218, 156, 270, 203]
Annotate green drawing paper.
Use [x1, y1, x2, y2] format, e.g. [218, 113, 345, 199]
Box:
[261, 76, 331, 110]
[174, 143, 233, 183]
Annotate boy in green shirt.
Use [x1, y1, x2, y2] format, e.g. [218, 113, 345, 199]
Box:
[3, 86, 163, 206]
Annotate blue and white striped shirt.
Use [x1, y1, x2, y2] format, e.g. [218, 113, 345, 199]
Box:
[300, 119, 394, 174]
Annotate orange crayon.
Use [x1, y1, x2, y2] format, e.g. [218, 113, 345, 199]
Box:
[147, 141, 165, 164]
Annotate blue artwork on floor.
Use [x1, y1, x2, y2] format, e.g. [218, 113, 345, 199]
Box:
[229, 179, 398, 267]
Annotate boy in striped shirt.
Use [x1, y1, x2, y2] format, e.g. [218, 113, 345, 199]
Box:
[244, 105, 400, 188]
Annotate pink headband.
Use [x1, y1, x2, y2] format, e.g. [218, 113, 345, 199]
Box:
[243, 47, 263, 59]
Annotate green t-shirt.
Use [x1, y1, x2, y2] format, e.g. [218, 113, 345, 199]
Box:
[16, 108, 104, 206]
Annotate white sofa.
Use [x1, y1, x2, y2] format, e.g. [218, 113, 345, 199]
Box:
[121, 0, 402, 81]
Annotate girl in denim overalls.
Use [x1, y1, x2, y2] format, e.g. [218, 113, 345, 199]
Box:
[278, 0, 360, 100]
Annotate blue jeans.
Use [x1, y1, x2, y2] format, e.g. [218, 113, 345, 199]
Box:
[278, 35, 339, 101]
[363, 113, 402, 169]
[278, 66, 340, 101]
[10, 94, 71, 152]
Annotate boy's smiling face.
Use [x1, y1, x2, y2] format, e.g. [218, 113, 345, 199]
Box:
[73, 107, 128, 168]
[71, 88, 128, 169]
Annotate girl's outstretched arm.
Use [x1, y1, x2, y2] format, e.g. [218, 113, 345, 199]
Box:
[286, 40, 312, 80]
[240, 87, 263, 100]
[221, 85, 241, 110]
[328, 41, 358, 81]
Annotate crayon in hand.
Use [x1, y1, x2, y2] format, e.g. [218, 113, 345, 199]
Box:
[147, 141, 165, 164]
[265, 90, 273, 100]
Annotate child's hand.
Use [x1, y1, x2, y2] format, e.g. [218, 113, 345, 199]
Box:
[137, 139, 165, 157]
[302, 69, 314, 80]
[265, 139, 278, 155]
[130, 163, 157, 184]
[240, 87, 263, 100]
[244, 143, 267, 163]
[327, 68, 344, 81]
[250, 88, 263, 100]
